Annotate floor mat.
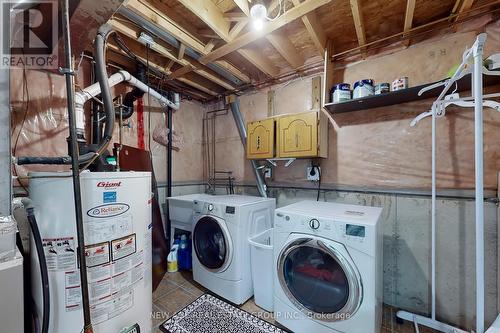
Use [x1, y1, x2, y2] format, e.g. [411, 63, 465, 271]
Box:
[159, 294, 287, 333]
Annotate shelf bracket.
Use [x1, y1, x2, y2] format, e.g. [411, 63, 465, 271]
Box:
[266, 158, 296, 167]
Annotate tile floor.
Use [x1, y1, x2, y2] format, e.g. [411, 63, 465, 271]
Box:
[151, 271, 438, 333]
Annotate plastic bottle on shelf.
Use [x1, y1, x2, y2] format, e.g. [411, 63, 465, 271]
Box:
[167, 239, 180, 273]
[178, 234, 192, 271]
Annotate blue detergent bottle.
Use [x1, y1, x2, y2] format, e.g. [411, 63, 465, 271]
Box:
[178, 234, 192, 270]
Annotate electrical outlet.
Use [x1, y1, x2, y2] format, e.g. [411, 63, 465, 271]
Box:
[307, 166, 320, 181]
[263, 167, 272, 179]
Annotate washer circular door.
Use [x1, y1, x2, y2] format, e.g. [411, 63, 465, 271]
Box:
[193, 215, 232, 272]
[277, 235, 363, 322]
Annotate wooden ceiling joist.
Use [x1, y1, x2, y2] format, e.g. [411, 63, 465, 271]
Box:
[266, 33, 304, 69]
[178, 43, 186, 60]
[124, 0, 250, 84]
[199, 0, 331, 65]
[176, 0, 279, 77]
[291, 0, 327, 56]
[403, 0, 416, 46]
[223, 12, 249, 22]
[236, 0, 305, 69]
[109, 19, 237, 90]
[349, 0, 366, 47]
[451, 0, 475, 22]
[108, 43, 221, 97]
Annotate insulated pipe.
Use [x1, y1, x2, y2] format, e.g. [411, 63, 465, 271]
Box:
[228, 98, 267, 198]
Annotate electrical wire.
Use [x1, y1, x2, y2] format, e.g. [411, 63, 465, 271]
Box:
[13, 66, 31, 194]
[267, 0, 284, 21]
[316, 166, 321, 201]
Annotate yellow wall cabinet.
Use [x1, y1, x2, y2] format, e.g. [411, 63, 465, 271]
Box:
[277, 111, 328, 158]
[246, 118, 275, 159]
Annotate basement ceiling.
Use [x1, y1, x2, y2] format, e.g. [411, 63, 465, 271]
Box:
[104, 0, 500, 101]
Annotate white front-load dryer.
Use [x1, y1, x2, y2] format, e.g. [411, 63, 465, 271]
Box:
[192, 195, 275, 304]
[273, 201, 383, 333]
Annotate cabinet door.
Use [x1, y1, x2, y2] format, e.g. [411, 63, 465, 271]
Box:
[247, 118, 275, 159]
[277, 112, 318, 158]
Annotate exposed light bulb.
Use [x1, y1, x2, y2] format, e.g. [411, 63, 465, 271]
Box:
[252, 18, 264, 31]
[250, 3, 267, 31]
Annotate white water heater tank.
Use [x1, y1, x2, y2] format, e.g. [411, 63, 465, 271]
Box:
[29, 171, 152, 333]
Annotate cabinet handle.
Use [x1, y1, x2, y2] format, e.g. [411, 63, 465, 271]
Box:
[295, 133, 299, 148]
[257, 136, 261, 150]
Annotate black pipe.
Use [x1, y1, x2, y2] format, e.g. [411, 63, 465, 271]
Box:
[117, 64, 146, 120]
[22, 203, 50, 333]
[91, 63, 102, 145]
[60, 1, 92, 331]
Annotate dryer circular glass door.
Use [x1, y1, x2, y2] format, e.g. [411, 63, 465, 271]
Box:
[193, 216, 232, 272]
[277, 237, 362, 322]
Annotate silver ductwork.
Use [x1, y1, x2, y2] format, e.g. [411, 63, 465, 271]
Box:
[228, 98, 267, 198]
[117, 6, 243, 86]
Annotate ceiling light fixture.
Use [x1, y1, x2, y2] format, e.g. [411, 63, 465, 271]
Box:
[250, 2, 267, 31]
[249, 0, 283, 31]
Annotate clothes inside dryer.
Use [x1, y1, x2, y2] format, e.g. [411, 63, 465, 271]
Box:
[194, 216, 227, 269]
[282, 245, 349, 314]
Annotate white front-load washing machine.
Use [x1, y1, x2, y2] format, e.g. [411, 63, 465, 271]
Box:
[273, 201, 383, 333]
[192, 195, 275, 304]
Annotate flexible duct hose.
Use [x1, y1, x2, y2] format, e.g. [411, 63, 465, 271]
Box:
[16, 25, 116, 167]
[21, 198, 50, 333]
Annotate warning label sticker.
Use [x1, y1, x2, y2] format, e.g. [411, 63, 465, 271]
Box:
[84, 215, 133, 245]
[43, 237, 76, 271]
[85, 242, 110, 268]
[90, 290, 134, 325]
[111, 234, 136, 261]
[60, 233, 145, 323]
[65, 271, 82, 312]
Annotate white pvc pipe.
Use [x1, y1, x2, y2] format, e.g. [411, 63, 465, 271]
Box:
[473, 38, 485, 333]
[74, 70, 180, 131]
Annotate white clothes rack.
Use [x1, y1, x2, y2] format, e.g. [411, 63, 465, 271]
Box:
[397, 33, 500, 333]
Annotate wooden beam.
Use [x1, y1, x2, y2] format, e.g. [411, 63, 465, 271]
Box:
[170, 64, 194, 79]
[165, 59, 175, 71]
[178, 43, 186, 60]
[200, 0, 331, 64]
[233, 0, 249, 15]
[291, 0, 327, 56]
[204, 39, 217, 53]
[124, 0, 251, 83]
[403, 0, 416, 46]
[452, 0, 475, 22]
[109, 19, 237, 90]
[229, 20, 248, 39]
[176, 0, 279, 76]
[266, 33, 304, 69]
[349, 0, 366, 47]
[108, 43, 221, 96]
[238, 48, 280, 77]
[239, 0, 304, 69]
[223, 12, 248, 21]
[125, 0, 206, 54]
[176, 0, 231, 40]
[404, 0, 416, 33]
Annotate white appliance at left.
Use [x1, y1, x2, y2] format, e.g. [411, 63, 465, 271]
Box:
[0, 249, 24, 333]
[29, 171, 152, 333]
